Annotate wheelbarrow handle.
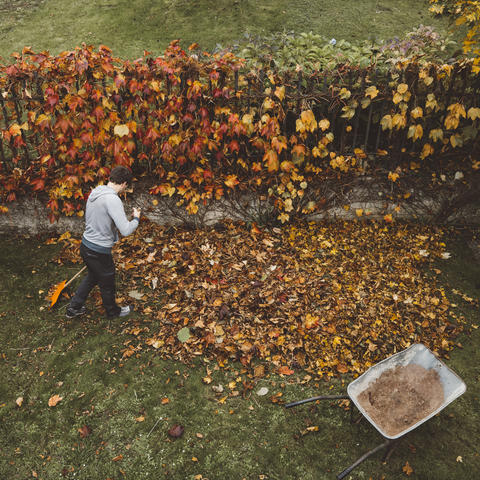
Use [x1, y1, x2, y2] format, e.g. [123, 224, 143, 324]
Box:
[337, 440, 392, 480]
[285, 395, 349, 408]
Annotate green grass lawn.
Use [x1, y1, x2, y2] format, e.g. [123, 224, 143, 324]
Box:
[0, 0, 458, 59]
[0, 226, 479, 479]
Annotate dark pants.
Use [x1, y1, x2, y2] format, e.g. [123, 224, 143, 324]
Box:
[70, 243, 121, 317]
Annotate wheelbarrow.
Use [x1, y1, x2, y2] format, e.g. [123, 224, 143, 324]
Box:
[285, 344, 466, 479]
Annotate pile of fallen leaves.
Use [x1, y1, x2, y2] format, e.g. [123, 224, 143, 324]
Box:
[52, 220, 469, 378]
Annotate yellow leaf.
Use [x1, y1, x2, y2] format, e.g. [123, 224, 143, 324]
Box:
[136, 416, 145, 422]
[300, 110, 317, 132]
[407, 124, 423, 141]
[263, 97, 275, 110]
[341, 105, 356, 120]
[278, 213, 289, 223]
[444, 114, 459, 130]
[16, 397, 23, 407]
[384, 214, 393, 223]
[420, 143, 434, 159]
[365, 85, 378, 99]
[429, 129, 444, 142]
[296, 118, 305, 133]
[380, 115, 393, 131]
[468, 107, 480, 120]
[35, 114, 51, 125]
[318, 118, 330, 131]
[339, 88, 351, 99]
[355, 208, 363, 217]
[114, 124, 129, 137]
[392, 114, 406, 130]
[397, 83, 408, 94]
[284, 198, 293, 212]
[426, 93, 438, 111]
[430, 4, 444, 14]
[392, 92, 403, 104]
[224, 175, 239, 188]
[410, 106, 423, 119]
[274, 86, 285, 101]
[447, 103, 466, 119]
[388, 172, 399, 182]
[450, 134, 463, 148]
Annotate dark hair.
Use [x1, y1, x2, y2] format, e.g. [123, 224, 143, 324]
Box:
[109, 166, 132, 185]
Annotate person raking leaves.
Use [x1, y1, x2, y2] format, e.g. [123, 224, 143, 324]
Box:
[65, 166, 141, 319]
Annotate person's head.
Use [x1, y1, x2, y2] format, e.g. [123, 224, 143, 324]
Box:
[108, 166, 132, 192]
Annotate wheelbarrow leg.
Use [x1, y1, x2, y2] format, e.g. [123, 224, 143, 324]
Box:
[349, 403, 363, 424]
[337, 439, 393, 480]
[382, 439, 399, 463]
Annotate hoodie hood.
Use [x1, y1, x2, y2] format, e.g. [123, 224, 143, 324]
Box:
[88, 185, 117, 203]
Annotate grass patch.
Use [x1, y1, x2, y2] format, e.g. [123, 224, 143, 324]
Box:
[0, 226, 479, 479]
[0, 0, 459, 59]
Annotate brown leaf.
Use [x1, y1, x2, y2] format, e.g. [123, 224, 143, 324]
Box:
[78, 425, 92, 438]
[167, 424, 185, 438]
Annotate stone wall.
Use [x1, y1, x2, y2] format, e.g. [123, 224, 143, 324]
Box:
[1, 181, 479, 236]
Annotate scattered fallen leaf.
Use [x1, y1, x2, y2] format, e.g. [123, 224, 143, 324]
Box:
[15, 397, 23, 407]
[48, 394, 63, 407]
[256, 387, 269, 396]
[78, 425, 92, 438]
[167, 424, 185, 438]
[278, 366, 294, 376]
[402, 461, 413, 476]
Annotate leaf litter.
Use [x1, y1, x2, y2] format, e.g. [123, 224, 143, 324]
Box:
[51, 220, 473, 378]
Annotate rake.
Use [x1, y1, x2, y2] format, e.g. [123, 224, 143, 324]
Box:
[49, 266, 86, 308]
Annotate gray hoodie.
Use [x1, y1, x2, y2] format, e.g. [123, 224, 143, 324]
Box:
[82, 185, 139, 253]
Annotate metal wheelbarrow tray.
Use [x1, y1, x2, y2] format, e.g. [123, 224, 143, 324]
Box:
[285, 344, 466, 479]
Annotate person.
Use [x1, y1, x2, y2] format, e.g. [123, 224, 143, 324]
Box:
[66, 165, 141, 319]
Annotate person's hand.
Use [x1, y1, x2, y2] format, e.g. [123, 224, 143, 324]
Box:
[133, 207, 141, 219]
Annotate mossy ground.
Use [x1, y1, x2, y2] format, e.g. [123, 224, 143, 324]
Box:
[0, 0, 458, 59]
[0, 226, 479, 480]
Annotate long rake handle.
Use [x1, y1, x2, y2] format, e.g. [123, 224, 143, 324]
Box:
[64, 266, 87, 288]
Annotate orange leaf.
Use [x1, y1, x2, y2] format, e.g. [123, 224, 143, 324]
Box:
[278, 366, 294, 376]
[402, 461, 413, 476]
[263, 149, 279, 172]
[48, 394, 63, 407]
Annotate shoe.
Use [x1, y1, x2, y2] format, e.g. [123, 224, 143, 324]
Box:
[107, 305, 134, 318]
[65, 305, 88, 319]
[118, 305, 134, 317]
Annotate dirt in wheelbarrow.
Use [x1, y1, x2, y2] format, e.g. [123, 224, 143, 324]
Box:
[357, 364, 444, 437]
